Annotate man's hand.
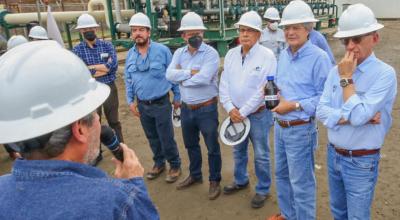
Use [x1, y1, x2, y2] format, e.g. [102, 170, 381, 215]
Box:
[112, 143, 144, 179]
[129, 102, 140, 117]
[338, 51, 357, 78]
[369, 112, 381, 124]
[191, 69, 200, 75]
[173, 101, 181, 109]
[337, 118, 349, 125]
[271, 97, 296, 115]
[229, 108, 244, 123]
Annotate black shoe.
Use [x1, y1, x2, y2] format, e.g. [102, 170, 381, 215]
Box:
[223, 182, 249, 195]
[90, 152, 103, 167]
[251, 193, 269, 209]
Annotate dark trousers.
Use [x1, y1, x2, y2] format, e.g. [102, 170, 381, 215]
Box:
[97, 81, 124, 143]
[181, 102, 222, 182]
[138, 95, 181, 169]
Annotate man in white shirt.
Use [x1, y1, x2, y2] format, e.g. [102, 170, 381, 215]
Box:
[219, 11, 277, 209]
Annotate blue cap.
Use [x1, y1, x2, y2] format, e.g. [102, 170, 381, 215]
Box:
[267, 76, 274, 81]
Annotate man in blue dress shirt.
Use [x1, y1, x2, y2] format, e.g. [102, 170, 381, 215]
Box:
[317, 4, 397, 220]
[73, 13, 123, 165]
[268, 1, 332, 220]
[166, 12, 222, 200]
[124, 13, 182, 183]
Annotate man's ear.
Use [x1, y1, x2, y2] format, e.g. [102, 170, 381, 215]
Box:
[372, 32, 380, 44]
[71, 121, 89, 144]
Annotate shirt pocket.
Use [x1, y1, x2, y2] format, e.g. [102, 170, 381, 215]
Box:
[149, 61, 165, 79]
[246, 68, 263, 89]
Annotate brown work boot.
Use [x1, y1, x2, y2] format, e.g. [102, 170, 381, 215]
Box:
[146, 165, 165, 180]
[165, 167, 181, 183]
[208, 181, 221, 200]
[176, 175, 203, 190]
[267, 213, 286, 220]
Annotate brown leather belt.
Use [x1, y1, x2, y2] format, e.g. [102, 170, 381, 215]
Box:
[331, 144, 380, 157]
[182, 97, 217, 111]
[251, 105, 266, 115]
[276, 118, 312, 128]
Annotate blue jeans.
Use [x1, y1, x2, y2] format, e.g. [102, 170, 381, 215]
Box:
[327, 144, 380, 220]
[138, 97, 181, 169]
[181, 102, 221, 182]
[233, 109, 273, 195]
[274, 121, 317, 220]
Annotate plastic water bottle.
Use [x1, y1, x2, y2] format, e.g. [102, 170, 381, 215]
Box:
[264, 76, 279, 109]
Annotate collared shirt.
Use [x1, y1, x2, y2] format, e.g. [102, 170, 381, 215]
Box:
[220, 43, 277, 117]
[166, 42, 219, 104]
[73, 39, 118, 84]
[0, 159, 159, 220]
[124, 41, 180, 104]
[309, 29, 336, 65]
[317, 53, 397, 150]
[260, 28, 286, 59]
[276, 40, 332, 120]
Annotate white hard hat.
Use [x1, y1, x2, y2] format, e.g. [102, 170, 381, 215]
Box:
[219, 117, 251, 146]
[279, 0, 318, 26]
[264, 7, 280, 21]
[76, 13, 100, 29]
[177, 12, 207, 31]
[7, 35, 28, 50]
[0, 41, 110, 144]
[172, 106, 181, 127]
[129, 12, 152, 29]
[334, 4, 383, 38]
[28, 26, 49, 40]
[235, 11, 262, 32]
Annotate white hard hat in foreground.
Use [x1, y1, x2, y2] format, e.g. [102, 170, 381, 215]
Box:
[0, 41, 110, 143]
[279, 0, 318, 26]
[7, 35, 28, 50]
[235, 11, 263, 32]
[334, 3, 383, 38]
[178, 12, 207, 31]
[76, 13, 100, 29]
[129, 12, 152, 29]
[219, 117, 251, 146]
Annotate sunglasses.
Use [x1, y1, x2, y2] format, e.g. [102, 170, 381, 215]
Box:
[340, 33, 373, 45]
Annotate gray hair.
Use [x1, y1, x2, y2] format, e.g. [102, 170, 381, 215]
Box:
[20, 112, 95, 159]
[303, 22, 314, 32]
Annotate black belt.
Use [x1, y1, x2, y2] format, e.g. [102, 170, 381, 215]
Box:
[138, 94, 168, 105]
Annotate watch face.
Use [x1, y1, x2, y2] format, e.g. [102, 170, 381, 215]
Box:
[340, 79, 348, 87]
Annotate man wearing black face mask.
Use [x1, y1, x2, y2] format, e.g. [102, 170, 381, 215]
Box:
[166, 12, 222, 200]
[73, 13, 124, 166]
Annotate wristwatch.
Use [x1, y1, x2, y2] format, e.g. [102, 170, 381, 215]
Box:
[295, 102, 301, 111]
[340, 78, 353, 87]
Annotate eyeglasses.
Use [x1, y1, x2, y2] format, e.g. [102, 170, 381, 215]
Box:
[238, 28, 258, 34]
[340, 33, 373, 46]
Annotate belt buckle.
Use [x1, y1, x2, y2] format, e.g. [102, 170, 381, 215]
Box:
[285, 120, 291, 127]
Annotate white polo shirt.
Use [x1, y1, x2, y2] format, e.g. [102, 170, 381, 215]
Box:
[219, 43, 277, 117]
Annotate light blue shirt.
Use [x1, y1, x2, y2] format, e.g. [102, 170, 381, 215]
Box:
[276, 40, 332, 120]
[124, 41, 180, 104]
[309, 29, 336, 65]
[166, 43, 219, 104]
[316, 54, 397, 150]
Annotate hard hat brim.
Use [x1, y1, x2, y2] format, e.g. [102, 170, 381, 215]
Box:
[279, 18, 318, 26]
[0, 81, 110, 144]
[263, 16, 280, 21]
[128, 23, 152, 29]
[177, 26, 207, 31]
[171, 106, 181, 128]
[234, 23, 262, 32]
[28, 35, 49, 40]
[333, 23, 384, 38]
[75, 24, 100, 30]
[219, 117, 251, 146]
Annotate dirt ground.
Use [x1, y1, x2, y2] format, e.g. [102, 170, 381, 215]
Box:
[1, 20, 399, 220]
